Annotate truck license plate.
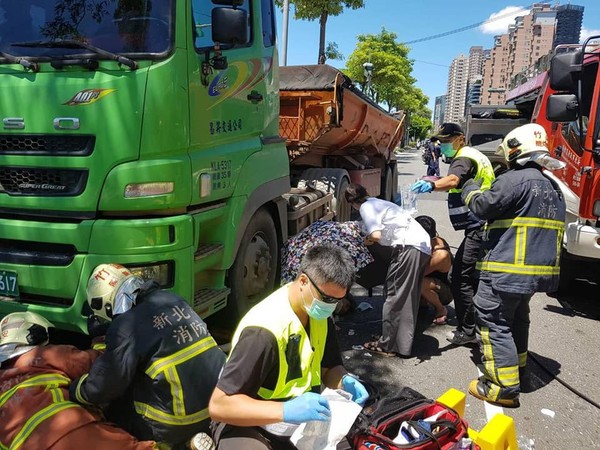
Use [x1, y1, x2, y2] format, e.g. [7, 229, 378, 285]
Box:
[0, 270, 19, 299]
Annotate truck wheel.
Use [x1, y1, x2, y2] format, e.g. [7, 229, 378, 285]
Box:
[380, 166, 395, 202]
[299, 168, 351, 222]
[557, 249, 575, 294]
[228, 208, 278, 321]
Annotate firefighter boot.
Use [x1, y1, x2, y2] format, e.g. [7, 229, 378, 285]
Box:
[468, 378, 520, 408]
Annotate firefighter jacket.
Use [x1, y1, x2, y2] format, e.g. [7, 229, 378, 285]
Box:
[70, 282, 226, 445]
[0, 345, 98, 450]
[462, 165, 566, 294]
[448, 146, 495, 231]
[230, 284, 328, 401]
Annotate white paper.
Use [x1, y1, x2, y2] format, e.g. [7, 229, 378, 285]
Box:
[290, 388, 363, 450]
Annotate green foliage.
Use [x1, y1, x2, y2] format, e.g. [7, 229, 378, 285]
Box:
[345, 28, 429, 115]
[325, 42, 344, 61]
[408, 112, 433, 141]
[275, 0, 364, 63]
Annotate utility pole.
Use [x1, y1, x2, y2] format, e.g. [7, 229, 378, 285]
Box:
[281, 0, 290, 66]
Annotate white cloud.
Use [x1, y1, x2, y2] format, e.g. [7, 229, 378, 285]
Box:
[479, 6, 530, 35]
[580, 27, 600, 44]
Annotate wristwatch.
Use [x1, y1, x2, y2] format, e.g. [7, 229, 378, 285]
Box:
[428, 180, 436, 191]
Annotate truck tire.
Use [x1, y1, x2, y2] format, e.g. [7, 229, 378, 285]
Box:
[380, 165, 396, 202]
[227, 208, 278, 322]
[298, 168, 351, 222]
[557, 249, 575, 293]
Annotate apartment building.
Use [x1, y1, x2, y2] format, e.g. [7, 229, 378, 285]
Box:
[444, 54, 468, 124]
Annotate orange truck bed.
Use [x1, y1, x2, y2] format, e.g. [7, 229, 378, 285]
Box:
[279, 65, 404, 162]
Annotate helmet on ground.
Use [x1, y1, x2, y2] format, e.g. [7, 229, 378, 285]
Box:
[497, 124, 549, 163]
[87, 264, 144, 322]
[0, 312, 53, 363]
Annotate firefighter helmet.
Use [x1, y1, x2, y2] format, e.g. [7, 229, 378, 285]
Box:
[86, 264, 144, 322]
[497, 123, 549, 163]
[0, 312, 53, 363]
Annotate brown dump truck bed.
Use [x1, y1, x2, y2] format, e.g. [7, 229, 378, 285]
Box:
[279, 65, 404, 160]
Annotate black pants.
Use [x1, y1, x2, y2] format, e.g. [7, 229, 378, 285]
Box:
[450, 227, 484, 336]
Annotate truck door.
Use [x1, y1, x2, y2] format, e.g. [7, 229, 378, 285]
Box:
[554, 60, 599, 203]
[187, 0, 272, 202]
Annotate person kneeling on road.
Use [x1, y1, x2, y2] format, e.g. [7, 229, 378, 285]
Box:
[69, 264, 226, 449]
[208, 244, 369, 450]
[0, 312, 158, 450]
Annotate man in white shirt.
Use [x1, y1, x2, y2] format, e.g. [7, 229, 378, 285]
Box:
[346, 184, 432, 357]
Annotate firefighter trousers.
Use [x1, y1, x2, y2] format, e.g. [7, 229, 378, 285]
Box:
[473, 277, 531, 398]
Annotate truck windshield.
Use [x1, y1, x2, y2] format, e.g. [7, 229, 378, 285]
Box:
[0, 0, 173, 60]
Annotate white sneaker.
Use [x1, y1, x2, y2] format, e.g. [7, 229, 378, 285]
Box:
[189, 432, 215, 450]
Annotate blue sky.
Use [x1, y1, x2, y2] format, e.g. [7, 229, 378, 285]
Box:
[275, 1, 600, 113]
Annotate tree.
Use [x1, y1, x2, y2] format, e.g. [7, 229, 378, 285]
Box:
[408, 110, 433, 141]
[276, 0, 364, 64]
[345, 28, 429, 115]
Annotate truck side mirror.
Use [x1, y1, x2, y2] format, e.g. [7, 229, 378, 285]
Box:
[546, 94, 579, 123]
[212, 7, 248, 46]
[549, 52, 581, 93]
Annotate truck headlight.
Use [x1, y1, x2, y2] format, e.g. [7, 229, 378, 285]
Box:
[125, 262, 173, 287]
[593, 200, 600, 218]
[124, 182, 174, 198]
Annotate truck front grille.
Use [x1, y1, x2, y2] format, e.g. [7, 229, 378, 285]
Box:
[0, 134, 95, 156]
[0, 167, 88, 196]
[0, 239, 76, 266]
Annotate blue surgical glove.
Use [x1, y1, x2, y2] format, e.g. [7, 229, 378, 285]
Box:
[342, 374, 369, 406]
[282, 392, 331, 424]
[411, 180, 434, 194]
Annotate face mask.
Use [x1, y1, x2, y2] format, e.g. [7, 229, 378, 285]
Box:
[440, 142, 457, 158]
[302, 286, 338, 320]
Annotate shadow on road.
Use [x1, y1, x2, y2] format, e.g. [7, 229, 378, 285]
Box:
[546, 278, 600, 321]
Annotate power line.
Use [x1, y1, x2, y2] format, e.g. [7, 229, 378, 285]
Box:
[401, 5, 533, 45]
[413, 60, 450, 68]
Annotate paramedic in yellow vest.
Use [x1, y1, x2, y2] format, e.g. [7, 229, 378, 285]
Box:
[209, 244, 369, 450]
[411, 122, 495, 347]
[461, 124, 566, 407]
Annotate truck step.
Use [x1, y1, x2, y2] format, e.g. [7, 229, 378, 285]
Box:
[193, 288, 230, 318]
[194, 243, 224, 260]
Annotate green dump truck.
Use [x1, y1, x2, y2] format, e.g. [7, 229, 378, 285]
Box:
[0, 0, 402, 333]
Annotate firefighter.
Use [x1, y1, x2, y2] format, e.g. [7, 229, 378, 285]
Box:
[461, 123, 566, 407]
[208, 245, 369, 449]
[0, 311, 157, 450]
[411, 123, 495, 346]
[69, 264, 226, 448]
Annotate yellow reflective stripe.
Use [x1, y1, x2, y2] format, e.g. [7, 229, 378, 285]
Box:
[480, 328, 499, 385]
[464, 189, 481, 206]
[514, 226, 527, 265]
[497, 366, 520, 387]
[488, 217, 564, 230]
[74, 373, 93, 406]
[488, 383, 501, 401]
[0, 440, 7, 450]
[92, 343, 106, 351]
[518, 352, 528, 368]
[49, 387, 64, 403]
[258, 387, 274, 398]
[10, 402, 80, 450]
[134, 401, 209, 426]
[165, 366, 185, 416]
[0, 374, 70, 408]
[146, 336, 216, 378]
[477, 261, 560, 275]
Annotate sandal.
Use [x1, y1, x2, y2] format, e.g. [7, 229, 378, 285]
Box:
[363, 341, 397, 357]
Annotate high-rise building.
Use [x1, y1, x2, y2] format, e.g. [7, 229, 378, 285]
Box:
[481, 4, 558, 104]
[554, 4, 584, 46]
[433, 95, 446, 132]
[466, 46, 485, 107]
[444, 54, 468, 123]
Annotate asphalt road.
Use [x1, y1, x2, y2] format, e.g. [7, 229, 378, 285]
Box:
[337, 148, 600, 449]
